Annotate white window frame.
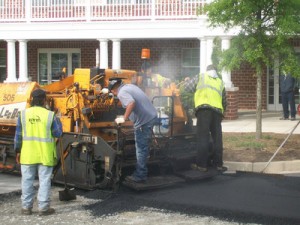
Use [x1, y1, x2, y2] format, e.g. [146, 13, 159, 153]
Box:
[0, 48, 6, 82]
[181, 48, 200, 77]
[38, 48, 81, 84]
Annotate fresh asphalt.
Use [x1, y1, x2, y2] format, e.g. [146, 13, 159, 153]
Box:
[85, 172, 300, 225]
[1, 111, 300, 224]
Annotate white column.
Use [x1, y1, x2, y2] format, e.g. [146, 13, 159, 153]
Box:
[112, 39, 121, 70]
[221, 37, 233, 88]
[5, 40, 17, 83]
[18, 40, 29, 82]
[98, 39, 108, 69]
[206, 37, 214, 67]
[95, 48, 99, 67]
[199, 37, 207, 73]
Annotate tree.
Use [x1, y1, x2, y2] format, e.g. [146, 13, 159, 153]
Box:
[204, 0, 300, 139]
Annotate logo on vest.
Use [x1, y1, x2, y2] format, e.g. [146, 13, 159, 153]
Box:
[29, 116, 41, 124]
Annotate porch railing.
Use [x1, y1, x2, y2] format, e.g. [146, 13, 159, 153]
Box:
[0, 0, 210, 23]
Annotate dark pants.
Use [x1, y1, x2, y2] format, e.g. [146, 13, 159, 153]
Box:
[282, 91, 296, 118]
[196, 109, 223, 168]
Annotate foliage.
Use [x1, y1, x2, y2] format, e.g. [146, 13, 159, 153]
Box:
[205, 0, 300, 76]
[204, 0, 300, 138]
[211, 37, 223, 74]
[179, 83, 194, 113]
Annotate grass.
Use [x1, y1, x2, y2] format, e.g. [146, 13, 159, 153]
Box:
[223, 133, 282, 150]
[222, 132, 300, 161]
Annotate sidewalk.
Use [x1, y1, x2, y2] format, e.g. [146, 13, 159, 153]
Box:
[222, 111, 300, 134]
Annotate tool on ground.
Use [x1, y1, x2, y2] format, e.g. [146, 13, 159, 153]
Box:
[58, 138, 76, 201]
[261, 120, 300, 173]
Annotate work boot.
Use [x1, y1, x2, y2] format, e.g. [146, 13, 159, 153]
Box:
[217, 166, 228, 172]
[279, 117, 288, 120]
[21, 208, 32, 215]
[125, 175, 146, 183]
[39, 208, 55, 216]
[190, 164, 207, 172]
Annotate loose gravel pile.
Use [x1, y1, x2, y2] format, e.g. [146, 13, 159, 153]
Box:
[0, 186, 257, 225]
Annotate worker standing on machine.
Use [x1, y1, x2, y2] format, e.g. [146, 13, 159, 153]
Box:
[184, 65, 227, 172]
[107, 78, 157, 183]
[140, 61, 171, 88]
[14, 89, 63, 216]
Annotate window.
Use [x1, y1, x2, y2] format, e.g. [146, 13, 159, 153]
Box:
[0, 49, 6, 82]
[38, 49, 80, 85]
[181, 48, 200, 78]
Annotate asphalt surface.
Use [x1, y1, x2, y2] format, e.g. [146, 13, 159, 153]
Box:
[84, 172, 300, 225]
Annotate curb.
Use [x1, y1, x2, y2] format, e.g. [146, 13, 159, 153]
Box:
[224, 160, 300, 174]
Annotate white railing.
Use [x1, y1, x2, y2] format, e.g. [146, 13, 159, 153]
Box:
[0, 0, 210, 23]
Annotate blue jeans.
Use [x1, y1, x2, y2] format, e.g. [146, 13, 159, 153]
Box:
[21, 164, 53, 211]
[282, 91, 296, 118]
[132, 117, 156, 181]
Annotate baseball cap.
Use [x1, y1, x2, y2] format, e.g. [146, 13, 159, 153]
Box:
[108, 78, 123, 91]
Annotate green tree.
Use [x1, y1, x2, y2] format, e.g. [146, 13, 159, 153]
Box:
[205, 0, 300, 139]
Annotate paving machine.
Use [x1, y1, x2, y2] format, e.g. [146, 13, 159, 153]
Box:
[0, 68, 216, 191]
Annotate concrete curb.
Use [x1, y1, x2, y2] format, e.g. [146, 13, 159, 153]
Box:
[224, 160, 300, 174]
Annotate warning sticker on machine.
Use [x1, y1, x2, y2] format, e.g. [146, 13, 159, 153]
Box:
[0, 102, 27, 124]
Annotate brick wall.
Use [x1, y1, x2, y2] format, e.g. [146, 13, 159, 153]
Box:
[2, 38, 297, 112]
[27, 40, 99, 81]
[231, 63, 267, 110]
[224, 88, 239, 120]
[121, 39, 200, 80]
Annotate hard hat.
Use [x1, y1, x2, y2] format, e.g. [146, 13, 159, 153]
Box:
[108, 78, 123, 91]
[32, 89, 46, 98]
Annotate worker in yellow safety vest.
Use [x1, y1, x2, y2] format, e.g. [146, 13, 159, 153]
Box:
[141, 61, 171, 88]
[184, 64, 227, 173]
[139, 61, 171, 100]
[14, 88, 62, 216]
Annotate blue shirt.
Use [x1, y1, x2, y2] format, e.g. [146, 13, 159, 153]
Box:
[14, 107, 63, 153]
[117, 83, 157, 129]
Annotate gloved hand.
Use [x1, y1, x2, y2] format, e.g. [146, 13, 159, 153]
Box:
[101, 88, 109, 94]
[115, 117, 125, 124]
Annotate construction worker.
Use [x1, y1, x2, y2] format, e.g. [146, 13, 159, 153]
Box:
[141, 61, 171, 88]
[184, 65, 227, 172]
[108, 78, 157, 183]
[14, 89, 63, 216]
[140, 61, 171, 99]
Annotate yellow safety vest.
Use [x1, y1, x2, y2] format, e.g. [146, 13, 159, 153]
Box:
[151, 74, 168, 88]
[194, 73, 224, 113]
[20, 107, 57, 166]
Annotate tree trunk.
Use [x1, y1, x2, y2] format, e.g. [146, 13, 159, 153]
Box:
[256, 69, 262, 139]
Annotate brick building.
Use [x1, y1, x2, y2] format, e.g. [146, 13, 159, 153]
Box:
[0, 0, 299, 119]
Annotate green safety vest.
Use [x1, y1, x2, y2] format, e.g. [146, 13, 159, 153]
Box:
[20, 106, 57, 166]
[194, 73, 224, 113]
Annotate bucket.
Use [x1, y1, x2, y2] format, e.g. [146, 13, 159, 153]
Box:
[141, 48, 150, 59]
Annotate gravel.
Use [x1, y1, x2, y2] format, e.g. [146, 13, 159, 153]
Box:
[0, 186, 259, 225]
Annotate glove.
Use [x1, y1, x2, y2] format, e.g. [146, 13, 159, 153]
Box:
[115, 117, 125, 124]
[101, 88, 109, 94]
